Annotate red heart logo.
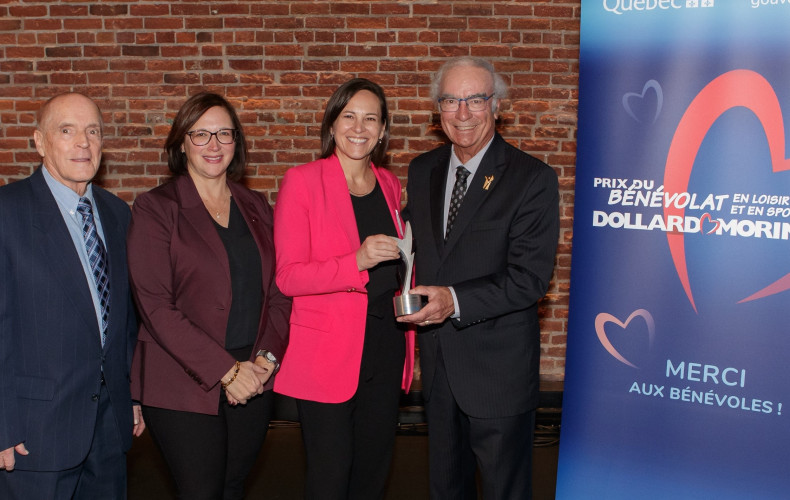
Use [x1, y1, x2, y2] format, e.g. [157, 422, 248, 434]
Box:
[699, 213, 720, 234]
[595, 309, 655, 369]
[663, 70, 790, 312]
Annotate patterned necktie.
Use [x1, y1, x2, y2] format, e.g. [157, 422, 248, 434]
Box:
[76, 197, 110, 346]
[445, 165, 471, 241]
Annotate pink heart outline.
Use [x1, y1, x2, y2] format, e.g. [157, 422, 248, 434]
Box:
[699, 213, 720, 234]
[663, 70, 790, 312]
[622, 79, 663, 124]
[595, 309, 655, 369]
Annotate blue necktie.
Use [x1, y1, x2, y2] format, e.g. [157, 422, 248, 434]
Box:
[77, 197, 110, 346]
[445, 166, 470, 241]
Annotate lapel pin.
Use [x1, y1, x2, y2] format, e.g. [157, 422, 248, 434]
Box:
[483, 175, 494, 190]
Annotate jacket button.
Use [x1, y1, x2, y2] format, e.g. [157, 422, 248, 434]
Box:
[91, 394, 99, 402]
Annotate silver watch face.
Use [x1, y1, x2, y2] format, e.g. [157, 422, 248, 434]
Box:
[264, 351, 276, 363]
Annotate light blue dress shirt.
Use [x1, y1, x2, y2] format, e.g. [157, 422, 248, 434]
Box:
[42, 165, 108, 341]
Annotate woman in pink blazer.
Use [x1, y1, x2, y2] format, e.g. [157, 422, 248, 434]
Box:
[274, 78, 414, 499]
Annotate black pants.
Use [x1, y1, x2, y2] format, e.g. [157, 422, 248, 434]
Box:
[142, 389, 273, 500]
[297, 312, 406, 500]
[426, 346, 536, 500]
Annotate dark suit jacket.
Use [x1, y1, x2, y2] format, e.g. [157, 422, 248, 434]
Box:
[0, 167, 137, 471]
[404, 133, 559, 418]
[127, 175, 291, 415]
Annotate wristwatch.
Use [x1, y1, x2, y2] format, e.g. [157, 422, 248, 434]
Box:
[256, 349, 280, 373]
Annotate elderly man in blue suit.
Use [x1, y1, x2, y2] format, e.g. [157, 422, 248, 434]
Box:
[0, 92, 144, 499]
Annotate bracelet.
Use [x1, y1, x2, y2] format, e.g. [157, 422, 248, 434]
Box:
[221, 361, 241, 390]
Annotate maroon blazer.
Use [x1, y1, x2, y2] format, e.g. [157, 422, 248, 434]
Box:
[127, 175, 291, 415]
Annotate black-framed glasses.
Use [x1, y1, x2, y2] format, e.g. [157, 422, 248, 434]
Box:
[437, 94, 495, 112]
[186, 128, 238, 146]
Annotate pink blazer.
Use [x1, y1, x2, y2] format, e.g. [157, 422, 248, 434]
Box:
[273, 155, 414, 403]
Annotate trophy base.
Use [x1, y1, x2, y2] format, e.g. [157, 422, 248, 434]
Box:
[394, 294, 424, 317]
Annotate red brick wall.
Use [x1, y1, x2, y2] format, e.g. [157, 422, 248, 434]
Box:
[0, 0, 579, 381]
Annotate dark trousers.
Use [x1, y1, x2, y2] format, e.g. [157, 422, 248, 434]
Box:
[142, 390, 273, 500]
[0, 382, 127, 500]
[426, 346, 536, 500]
[297, 312, 406, 500]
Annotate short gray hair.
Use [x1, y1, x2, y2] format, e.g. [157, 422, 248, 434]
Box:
[430, 57, 508, 111]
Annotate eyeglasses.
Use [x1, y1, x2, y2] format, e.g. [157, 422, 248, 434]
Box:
[186, 129, 238, 146]
[437, 94, 495, 112]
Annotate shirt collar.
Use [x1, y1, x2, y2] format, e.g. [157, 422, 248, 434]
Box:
[449, 135, 495, 177]
[41, 164, 95, 210]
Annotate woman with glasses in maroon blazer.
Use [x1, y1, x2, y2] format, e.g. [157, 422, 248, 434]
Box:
[127, 92, 291, 500]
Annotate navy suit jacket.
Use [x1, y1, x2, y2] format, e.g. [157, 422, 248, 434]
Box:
[404, 133, 559, 418]
[0, 167, 137, 471]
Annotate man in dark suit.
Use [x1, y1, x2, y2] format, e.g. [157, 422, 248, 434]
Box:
[398, 57, 559, 499]
[0, 93, 144, 499]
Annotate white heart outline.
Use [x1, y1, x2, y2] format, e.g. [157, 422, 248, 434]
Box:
[595, 309, 655, 368]
[623, 80, 663, 124]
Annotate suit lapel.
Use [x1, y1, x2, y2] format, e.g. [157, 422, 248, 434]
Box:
[29, 169, 102, 339]
[429, 147, 452, 256]
[229, 184, 279, 349]
[371, 165, 404, 237]
[229, 183, 275, 293]
[323, 155, 361, 250]
[175, 175, 232, 282]
[442, 135, 507, 255]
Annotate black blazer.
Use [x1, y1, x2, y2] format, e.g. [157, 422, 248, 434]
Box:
[0, 167, 138, 471]
[404, 133, 559, 418]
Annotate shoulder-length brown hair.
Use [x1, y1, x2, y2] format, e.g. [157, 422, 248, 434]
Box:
[164, 92, 248, 181]
[319, 78, 390, 167]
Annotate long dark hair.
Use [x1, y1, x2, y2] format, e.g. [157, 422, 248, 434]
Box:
[320, 78, 390, 167]
[164, 92, 248, 181]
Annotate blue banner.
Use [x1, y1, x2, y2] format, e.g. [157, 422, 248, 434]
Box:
[557, 2, 790, 498]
